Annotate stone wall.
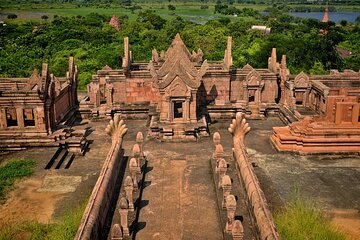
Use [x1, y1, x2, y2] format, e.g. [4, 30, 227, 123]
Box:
[75, 116, 127, 240]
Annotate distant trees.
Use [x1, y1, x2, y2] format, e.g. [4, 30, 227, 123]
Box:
[168, 4, 176, 11]
[1, 9, 360, 91]
[7, 14, 17, 19]
[356, 16, 360, 25]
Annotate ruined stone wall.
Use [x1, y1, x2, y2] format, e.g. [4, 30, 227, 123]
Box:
[125, 76, 160, 103]
[202, 73, 230, 103]
[230, 79, 244, 102]
[54, 85, 72, 122]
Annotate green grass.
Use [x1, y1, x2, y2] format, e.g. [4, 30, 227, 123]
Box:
[0, 199, 87, 240]
[0, 159, 35, 201]
[274, 196, 346, 240]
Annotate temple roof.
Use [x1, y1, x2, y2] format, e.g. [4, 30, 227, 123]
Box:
[148, 33, 208, 90]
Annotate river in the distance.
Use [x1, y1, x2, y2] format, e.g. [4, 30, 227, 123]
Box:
[288, 12, 360, 23]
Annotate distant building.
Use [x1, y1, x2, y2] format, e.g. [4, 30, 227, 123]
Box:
[322, 4, 329, 23]
[109, 15, 121, 32]
[336, 47, 352, 58]
[251, 25, 271, 34]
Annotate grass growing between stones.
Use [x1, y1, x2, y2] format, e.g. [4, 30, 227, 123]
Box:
[274, 195, 346, 240]
[0, 199, 87, 240]
[0, 159, 35, 201]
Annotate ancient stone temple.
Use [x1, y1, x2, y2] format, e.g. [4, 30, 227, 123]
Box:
[272, 69, 360, 154]
[0, 57, 83, 150]
[81, 34, 280, 141]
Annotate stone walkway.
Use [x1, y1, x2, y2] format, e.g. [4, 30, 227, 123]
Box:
[134, 141, 223, 240]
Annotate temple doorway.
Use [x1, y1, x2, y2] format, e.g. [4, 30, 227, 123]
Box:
[173, 101, 183, 119]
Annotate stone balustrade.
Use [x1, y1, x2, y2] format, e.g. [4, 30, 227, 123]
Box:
[229, 112, 280, 240]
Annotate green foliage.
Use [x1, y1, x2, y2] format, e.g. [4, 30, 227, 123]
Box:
[275, 194, 346, 240]
[0, 159, 35, 201]
[1, 6, 360, 91]
[310, 61, 327, 75]
[0, 198, 87, 240]
[168, 4, 176, 11]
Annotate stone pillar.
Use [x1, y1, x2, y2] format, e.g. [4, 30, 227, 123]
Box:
[213, 132, 221, 145]
[167, 97, 172, 122]
[243, 85, 248, 104]
[129, 158, 139, 191]
[136, 132, 145, 160]
[111, 223, 123, 240]
[124, 176, 134, 211]
[221, 175, 232, 209]
[216, 158, 227, 188]
[107, 86, 113, 106]
[16, 107, 24, 128]
[232, 220, 244, 240]
[0, 109, 6, 128]
[119, 197, 129, 237]
[226, 194, 237, 233]
[213, 144, 224, 161]
[132, 144, 142, 173]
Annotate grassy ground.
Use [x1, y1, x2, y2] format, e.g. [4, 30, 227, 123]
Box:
[274, 194, 346, 240]
[0, 199, 87, 240]
[0, 159, 35, 201]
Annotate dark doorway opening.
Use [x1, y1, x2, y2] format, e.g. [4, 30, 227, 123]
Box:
[6, 109, 18, 127]
[248, 95, 255, 102]
[174, 101, 183, 119]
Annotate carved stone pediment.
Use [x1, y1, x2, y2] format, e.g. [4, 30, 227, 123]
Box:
[148, 33, 208, 91]
[25, 69, 43, 91]
[294, 71, 309, 88]
[246, 70, 262, 86]
[165, 77, 189, 97]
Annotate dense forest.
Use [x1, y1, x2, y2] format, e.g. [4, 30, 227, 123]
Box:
[1, 7, 360, 90]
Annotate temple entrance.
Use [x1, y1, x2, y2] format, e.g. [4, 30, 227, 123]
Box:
[173, 101, 183, 119]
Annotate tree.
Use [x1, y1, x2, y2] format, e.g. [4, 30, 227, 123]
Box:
[41, 15, 49, 21]
[168, 5, 176, 11]
[355, 15, 360, 25]
[7, 14, 17, 19]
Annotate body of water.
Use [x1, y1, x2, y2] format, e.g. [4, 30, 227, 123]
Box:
[288, 12, 360, 23]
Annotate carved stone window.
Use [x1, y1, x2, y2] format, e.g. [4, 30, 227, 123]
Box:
[6, 108, 17, 127]
[24, 109, 35, 127]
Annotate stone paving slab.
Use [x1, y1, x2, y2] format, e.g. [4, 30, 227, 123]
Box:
[134, 143, 223, 240]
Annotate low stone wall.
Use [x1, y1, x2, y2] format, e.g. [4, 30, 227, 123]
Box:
[75, 116, 128, 240]
[229, 112, 280, 240]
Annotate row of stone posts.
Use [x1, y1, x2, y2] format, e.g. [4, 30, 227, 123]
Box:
[110, 131, 145, 240]
[213, 132, 244, 240]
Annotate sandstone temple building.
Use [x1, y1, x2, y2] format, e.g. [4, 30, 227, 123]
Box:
[0, 34, 359, 153]
[0, 57, 86, 152]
